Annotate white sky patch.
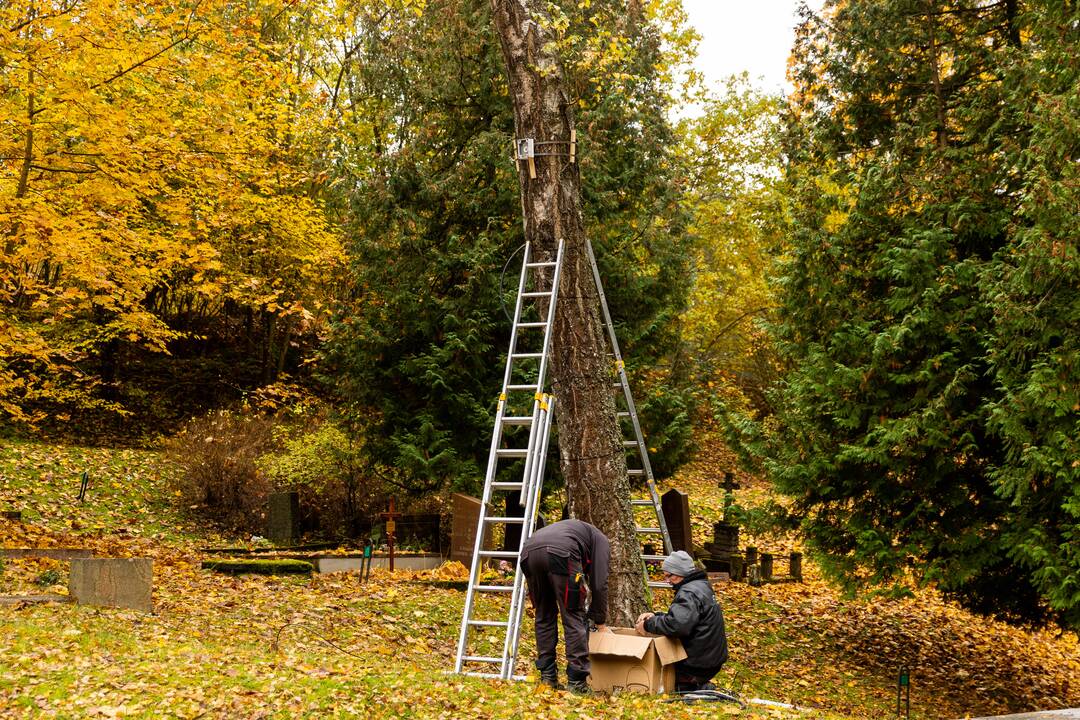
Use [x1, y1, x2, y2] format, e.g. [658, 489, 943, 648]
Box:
[681, 0, 826, 94]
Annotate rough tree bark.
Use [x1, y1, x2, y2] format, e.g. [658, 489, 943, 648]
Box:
[490, 0, 646, 626]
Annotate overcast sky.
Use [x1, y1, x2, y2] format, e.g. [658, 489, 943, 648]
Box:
[680, 0, 825, 94]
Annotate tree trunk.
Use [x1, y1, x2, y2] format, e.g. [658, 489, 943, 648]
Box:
[490, 0, 646, 626]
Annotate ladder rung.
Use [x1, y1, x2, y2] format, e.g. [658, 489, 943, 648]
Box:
[496, 448, 528, 458]
[492, 482, 523, 490]
[511, 353, 543, 359]
[517, 322, 547, 328]
[637, 527, 662, 534]
[648, 581, 673, 589]
[617, 412, 631, 417]
[485, 516, 525, 524]
[623, 441, 640, 447]
[462, 655, 503, 664]
[641, 554, 667, 561]
[474, 585, 515, 592]
[526, 261, 558, 268]
[502, 416, 533, 426]
[631, 500, 653, 506]
[505, 384, 538, 391]
[468, 620, 510, 627]
[479, 550, 520, 559]
[522, 291, 553, 297]
[628, 469, 645, 476]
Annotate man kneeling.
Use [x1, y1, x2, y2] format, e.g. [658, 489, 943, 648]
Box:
[634, 550, 728, 691]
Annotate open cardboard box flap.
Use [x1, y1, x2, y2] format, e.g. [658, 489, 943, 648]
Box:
[589, 628, 652, 660]
[588, 627, 688, 664]
[651, 635, 687, 665]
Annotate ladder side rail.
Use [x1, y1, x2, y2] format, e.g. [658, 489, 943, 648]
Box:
[503, 396, 555, 679]
[584, 240, 672, 555]
[497, 395, 547, 678]
[529, 240, 565, 436]
[584, 239, 656, 484]
[455, 242, 536, 672]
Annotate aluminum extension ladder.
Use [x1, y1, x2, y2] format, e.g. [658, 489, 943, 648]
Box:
[453, 239, 673, 680]
[585, 239, 673, 587]
[453, 240, 563, 680]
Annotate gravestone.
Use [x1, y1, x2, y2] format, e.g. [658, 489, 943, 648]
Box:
[789, 552, 803, 582]
[69, 558, 152, 612]
[661, 489, 692, 554]
[451, 493, 488, 568]
[700, 472, 746, 579]
[702, 521, 744, 578]
[268, 491, 300, 545]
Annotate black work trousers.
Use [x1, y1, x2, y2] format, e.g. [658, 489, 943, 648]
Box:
[521, 549, 590, 681]
[674, 660, 723, 691]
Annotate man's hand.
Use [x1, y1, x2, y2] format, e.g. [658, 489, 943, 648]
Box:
[634, 612, 654, 636]
[594, 623, 612, 633]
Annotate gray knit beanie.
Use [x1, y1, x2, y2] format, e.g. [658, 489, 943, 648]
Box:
[662, 550, 696, 577]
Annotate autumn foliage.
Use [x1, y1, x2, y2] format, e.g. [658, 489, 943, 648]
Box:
[0, 0, 341, 428]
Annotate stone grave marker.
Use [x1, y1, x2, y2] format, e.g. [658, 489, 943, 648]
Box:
[69, 558, 152, 612]
[660, 488, 693, 554]
[268, 491, 300, 545]
[451, 493, 488, 568]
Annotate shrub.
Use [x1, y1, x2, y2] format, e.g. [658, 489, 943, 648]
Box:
[201, 559, 313, 576]
[165, 410, 277, 533]
[257, 420, 381, 537]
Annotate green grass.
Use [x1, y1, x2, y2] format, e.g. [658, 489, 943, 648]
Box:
[0, 439, 208, 545]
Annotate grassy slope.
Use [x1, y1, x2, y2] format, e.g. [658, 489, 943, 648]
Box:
[1, 438, 1078, 719]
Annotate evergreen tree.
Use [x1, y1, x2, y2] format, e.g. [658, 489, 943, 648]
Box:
[319, 0, 695, 495]
[764, 0, 1050, 620]
[984, 1, 1080, 626]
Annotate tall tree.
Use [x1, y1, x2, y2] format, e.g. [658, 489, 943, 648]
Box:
[680, 77, 785, 416]
[984, 0, 1080, 626]
[760, 0, 1048, 620]
[489, 0, 646, 623]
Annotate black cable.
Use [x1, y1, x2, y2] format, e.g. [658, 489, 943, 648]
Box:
[663, 688, 746, 707]
[499, 244, 527, 323]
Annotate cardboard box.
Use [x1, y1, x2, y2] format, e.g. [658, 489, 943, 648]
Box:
[588, 628, 687, 694]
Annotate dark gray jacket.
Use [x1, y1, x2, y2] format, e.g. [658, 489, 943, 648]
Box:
[644, 570, 728, 670]
[521, 519, 611, 625]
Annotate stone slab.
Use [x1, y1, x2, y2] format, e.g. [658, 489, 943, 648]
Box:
[268, 492, 300, 545]
[0, 548, 95, 560]
[661, 488, 693, 554]
[450, 493, 487, 568]
[0, 593, 73, 606]
[69, 558, 152, 612]
[317, 554, 444, 573]
[963, 711, 1080, 720]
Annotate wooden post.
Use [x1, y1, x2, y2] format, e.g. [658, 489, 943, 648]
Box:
[760, 552, 774, 582]
[381, 499, 402, 572]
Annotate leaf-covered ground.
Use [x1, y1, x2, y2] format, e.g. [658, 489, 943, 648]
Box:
[2, 438, 1078, 719]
